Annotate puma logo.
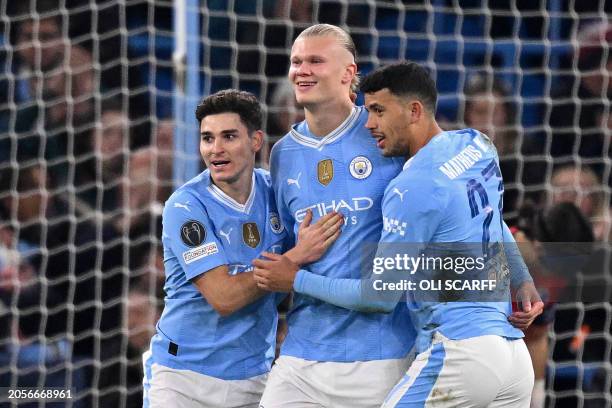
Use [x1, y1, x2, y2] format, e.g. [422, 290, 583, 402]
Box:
[287, 172, 302, 189]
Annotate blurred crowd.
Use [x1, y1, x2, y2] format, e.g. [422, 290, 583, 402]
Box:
[0, 1, 610, 407]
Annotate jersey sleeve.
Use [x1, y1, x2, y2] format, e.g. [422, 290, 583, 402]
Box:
[380, 171, 447, 245]
[270, 142, 296, 246]
[502, 221, 533, 289]
[162, 191, 227, 281]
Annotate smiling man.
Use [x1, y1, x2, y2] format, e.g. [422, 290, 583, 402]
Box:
[143, 89, 342, 408]
[256, 62, 544, 407]
[257, 24, 415, 408]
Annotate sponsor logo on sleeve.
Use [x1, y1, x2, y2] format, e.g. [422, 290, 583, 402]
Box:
[183, 242, 219, 264]
[180, 220, 206, 247]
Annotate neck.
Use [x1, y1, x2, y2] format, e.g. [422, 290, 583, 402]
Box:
[304, 98, 354, 137]
[408, 119, 444, 159]
[213, 168, 254, 205]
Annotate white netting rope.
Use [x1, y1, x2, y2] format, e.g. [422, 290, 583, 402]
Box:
[0, 1, 610, 407]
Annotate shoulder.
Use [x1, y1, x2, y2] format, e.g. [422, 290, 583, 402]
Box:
[163, 172, 210, 220]
[254, 168, 272, 188]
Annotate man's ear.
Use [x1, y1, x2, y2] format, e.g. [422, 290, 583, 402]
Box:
[409, 101, 424, 124]
[251, 130, 265, 153]
[341, 62, 358, 86]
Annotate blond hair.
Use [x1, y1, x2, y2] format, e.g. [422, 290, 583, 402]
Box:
[295, 24, 360, 94]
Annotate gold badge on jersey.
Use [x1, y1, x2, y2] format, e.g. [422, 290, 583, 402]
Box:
[242, 222, 261, 248]
[317, 159, 334, 186]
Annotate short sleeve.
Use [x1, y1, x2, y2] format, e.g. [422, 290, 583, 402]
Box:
[380, 172, 446, 245]
[162, 191, 228, 280]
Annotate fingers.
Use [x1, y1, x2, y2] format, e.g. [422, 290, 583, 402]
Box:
[323, 228, 341, 248]
[260, 251, 283, 261]
[313, 211, 340, 227]
[299, 209, 313, 230]
[322, 216, 343, 239]
[253, 268, 270, 289]
[520, 299, 532, 313]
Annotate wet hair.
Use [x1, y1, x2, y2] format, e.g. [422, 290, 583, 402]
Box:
[296, 24, 360, 94]
[195, 89, 262, 133]
[360, 61, 438, 114]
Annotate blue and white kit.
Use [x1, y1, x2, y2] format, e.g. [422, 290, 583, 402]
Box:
[144, 168, 286, 407]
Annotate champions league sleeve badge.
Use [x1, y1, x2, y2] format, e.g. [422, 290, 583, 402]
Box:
[349, 156, 372, 179]
[180, 220, 206, 247]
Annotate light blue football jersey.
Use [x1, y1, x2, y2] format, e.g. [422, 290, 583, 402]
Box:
[270, 106, 415, 362]
[150, 168, 286, 380]
[380, 128, 524, 353]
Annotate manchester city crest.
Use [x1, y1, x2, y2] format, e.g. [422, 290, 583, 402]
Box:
[349, 156, 372, 179]
[317, 159, 334, 186]
[180, 220, 206, 247]
[242, 222, 261, 248]
[269, 212, 284, 234]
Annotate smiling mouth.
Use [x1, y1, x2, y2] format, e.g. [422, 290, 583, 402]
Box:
[296, 81, 316, 89]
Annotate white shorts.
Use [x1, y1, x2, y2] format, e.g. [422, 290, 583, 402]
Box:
[382, 334, 534, 408]
[259, 355, 412, 408]
[142, 350, 267, 408]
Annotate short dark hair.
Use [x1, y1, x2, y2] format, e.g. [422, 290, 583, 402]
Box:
[195, 89, 262, 133]
[360, 61, 437, 113]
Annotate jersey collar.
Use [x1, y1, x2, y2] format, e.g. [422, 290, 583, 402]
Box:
[207, 172, 256, 214]
[403, 157, 415, 171]
[289, 106, 360, 150]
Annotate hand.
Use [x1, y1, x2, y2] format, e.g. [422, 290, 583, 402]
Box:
[253, 252, 299, 292]
[509, 281, 544, 330]
[288, 210, 343, 265]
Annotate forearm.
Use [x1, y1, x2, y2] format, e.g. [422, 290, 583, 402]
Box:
[217, 272, 266, 315]
[503, 222, 533, 289]
[195, 268, 266, 316]
[293, 270, 398, 313]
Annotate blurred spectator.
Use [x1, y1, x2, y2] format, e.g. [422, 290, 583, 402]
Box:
[268, 80, 305, 138]
[549, 22, 611, 161]
[125, 284, 161, 407]
[0, 196, 87, 398]
[74, 97, 142, 214]
[119, 147, 172, 233]
[154, 118, 174, 153]
[463, 74, 545, 220]
[550, 164, 610, 241]
[269, 0, 313, 23]
[464, 74, 518, 155]
[514, 201, 598, 408]
[266, 80, 305, 165]
[5, 1, 96, 190]
[0, 163, 125, 405]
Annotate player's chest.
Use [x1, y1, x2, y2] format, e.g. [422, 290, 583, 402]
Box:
[212, 203, 285, 262]
[282, 148, 397, 218]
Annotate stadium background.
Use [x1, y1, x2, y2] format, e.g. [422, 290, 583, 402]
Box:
[0, 0, 610, 406]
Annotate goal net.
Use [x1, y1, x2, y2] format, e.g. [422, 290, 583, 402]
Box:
[0, 0, 610, 407]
